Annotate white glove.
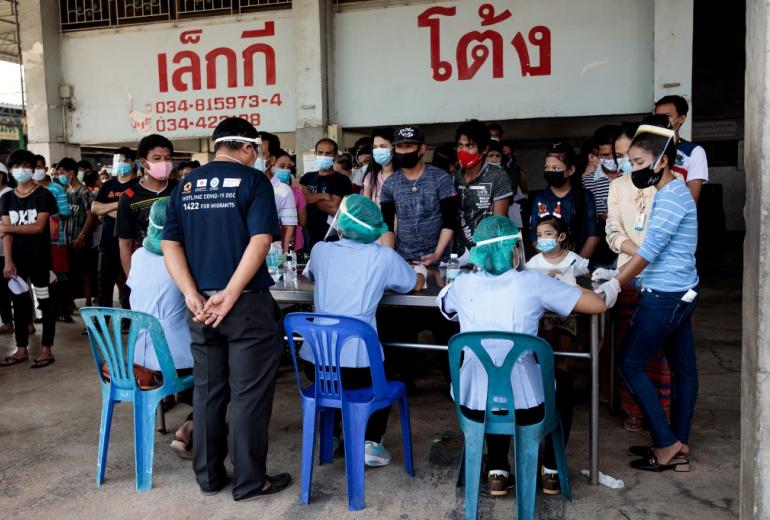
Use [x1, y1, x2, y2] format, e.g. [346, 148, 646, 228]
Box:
[573, 257, 590, 278]
[591, 267, 618, 282]
[595, 278, 621, 308]
[413, 264, 428, 291]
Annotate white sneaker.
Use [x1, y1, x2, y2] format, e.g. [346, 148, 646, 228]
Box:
[364, 440, 392, 467]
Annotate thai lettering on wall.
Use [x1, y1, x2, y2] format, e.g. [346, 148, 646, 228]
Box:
[417, 3, 551, 82]
[61, 14, 295, 143]
[335, 0, 653, 128]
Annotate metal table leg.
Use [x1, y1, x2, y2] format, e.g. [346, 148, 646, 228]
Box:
[590, 314, 600, 485]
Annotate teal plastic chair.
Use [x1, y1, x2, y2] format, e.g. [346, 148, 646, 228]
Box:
[81, 307, 193, 491]
[448, 332, 570, 520]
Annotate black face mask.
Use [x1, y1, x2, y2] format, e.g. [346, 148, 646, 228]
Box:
[394, 150, 422, 169]
[544, 170, 568, 188]
[631, 165, 663, 189]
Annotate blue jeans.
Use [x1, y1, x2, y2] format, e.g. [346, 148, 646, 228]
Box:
[619, 287, 699, 448]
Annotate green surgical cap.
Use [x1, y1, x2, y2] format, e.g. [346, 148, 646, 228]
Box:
[142, 197, 169, 256]
[337, 194, 388, 244]
[468, 216, 521, 275]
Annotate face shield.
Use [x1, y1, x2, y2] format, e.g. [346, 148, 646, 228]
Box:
[111, 154, 133, 177]
[213, 135, 263, 170]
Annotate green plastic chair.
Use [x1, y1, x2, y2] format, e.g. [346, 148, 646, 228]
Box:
[81, 307, 193, 491]
[447, 331, 570, 520]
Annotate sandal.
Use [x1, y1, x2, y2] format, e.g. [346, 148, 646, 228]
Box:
[624, 416, 643, 432]
[170, 438, 193, 460]
[629, 445, 690, 459]
[630, 447, 690, 472]
[1, 355, 28, 367]
[31, 357, 55, 369]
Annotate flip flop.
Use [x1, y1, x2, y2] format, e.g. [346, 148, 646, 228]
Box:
[624, 416, 643, 432]
[1, 355, 28, 367]
[30, 357, 55, 369]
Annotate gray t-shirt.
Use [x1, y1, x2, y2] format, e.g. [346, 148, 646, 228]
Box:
[380, 164, 456, 262]
[454, 162, 512, 250]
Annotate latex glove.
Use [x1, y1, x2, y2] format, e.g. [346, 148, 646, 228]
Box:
[573, 257, 590, 278]
[595, 278, 621, 308]
[413, 264, 428, 291]
[591, 267, 618, 282]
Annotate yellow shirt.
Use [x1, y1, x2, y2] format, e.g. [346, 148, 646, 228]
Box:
[605, 175, 656, 268]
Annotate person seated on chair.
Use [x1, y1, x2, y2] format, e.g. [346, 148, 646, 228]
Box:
[126, 198, 194, 460]
[302, 194, 425, 467]
[436, 216, 606, 496]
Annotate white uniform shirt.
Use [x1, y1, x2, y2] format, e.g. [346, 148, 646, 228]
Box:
[301, 239, 416, 368]
[127, 247, 193, 371]
[437, 269, 581, 410]
[673, 140, 709, 183]
[526, 251, 589, 277]
[270, 173, 298, 227]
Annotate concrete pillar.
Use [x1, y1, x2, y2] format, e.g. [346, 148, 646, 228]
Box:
[19, 0, 80, 161]
[742, 2, 770, 518]
[653, 0, 694, 140]
[293, 0, 333, 173]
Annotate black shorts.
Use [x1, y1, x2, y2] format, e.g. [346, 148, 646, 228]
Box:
[68, 246, 98, 276]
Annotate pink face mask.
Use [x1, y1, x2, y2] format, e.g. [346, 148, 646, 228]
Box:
[144, 160, 172, 181]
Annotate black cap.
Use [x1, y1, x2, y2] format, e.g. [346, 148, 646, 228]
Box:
[393, 126, 425, 145]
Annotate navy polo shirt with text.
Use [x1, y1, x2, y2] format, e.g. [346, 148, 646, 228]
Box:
[163, 161, 280, 291]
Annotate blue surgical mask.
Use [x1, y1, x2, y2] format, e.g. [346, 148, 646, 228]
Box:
[372, 148, 392, 166]
[488, 161, 502, 168]
[11, 168, 33, 184]
[253, 157, 266, 172]
[115, 162, 132, 177]
[536, 238, 559, 253]
[135, 159, 143, 172]
[58, 174, 70, 186]
[617, 156, 632, 174]
[275, 168, 292, 184]
[77, 170, 85, 182]
[315, 155, 334, 171]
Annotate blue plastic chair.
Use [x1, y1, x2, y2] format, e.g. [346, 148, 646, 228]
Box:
[448, 332, 570, 520]
[81, 307, 193, 491]
[283, 312, 415, 511]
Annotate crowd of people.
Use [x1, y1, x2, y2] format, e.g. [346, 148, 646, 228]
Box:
[0, 94, 702, 503]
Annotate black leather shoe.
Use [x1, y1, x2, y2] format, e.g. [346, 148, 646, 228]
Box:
[200, 477, 231, 496]
[235, 473, 292, 501]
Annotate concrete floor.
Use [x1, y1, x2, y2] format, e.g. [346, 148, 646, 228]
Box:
[0, 255, 740, 519]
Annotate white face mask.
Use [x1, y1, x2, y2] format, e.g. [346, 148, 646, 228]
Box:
[600, 158, 618, 173]
[32, 169, 47, 182]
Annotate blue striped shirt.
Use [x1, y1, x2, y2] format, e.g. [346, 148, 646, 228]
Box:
[636, 179, 698, 292]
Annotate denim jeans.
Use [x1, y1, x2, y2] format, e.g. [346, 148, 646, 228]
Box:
[619, 287, 699, 448]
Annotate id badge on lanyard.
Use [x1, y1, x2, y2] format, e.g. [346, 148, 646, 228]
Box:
[634, 212, 645, 231]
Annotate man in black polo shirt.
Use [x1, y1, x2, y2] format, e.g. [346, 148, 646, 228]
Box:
[116, 134, 177, 276]
[92, 147, 137, 308]
[162, 117, 291, 501]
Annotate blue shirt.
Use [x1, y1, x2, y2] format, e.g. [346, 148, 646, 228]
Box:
[636, 179, 699, 292]
[127, 247, 193, 371]
[302, 239, 417, 368]
[163, 161, 280, 291]
[380, 164, 456, 262]
[529, 186, 598, 253]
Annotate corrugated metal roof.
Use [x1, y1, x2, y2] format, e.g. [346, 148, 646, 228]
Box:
[0, 1, 19, 63]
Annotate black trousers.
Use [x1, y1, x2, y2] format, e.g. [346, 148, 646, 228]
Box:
[13, 261, 55, 348]
[98, 247, 130, 309]
[188, 291, 284, 500]
[302, 361, 390, 443]
[0, 256, 13, 324]
[463, 370, 574, 472]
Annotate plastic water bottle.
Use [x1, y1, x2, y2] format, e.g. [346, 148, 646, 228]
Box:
[283, 246, 298, 282]
[266, 243, 282, 282]
[446, 253, 460, 284]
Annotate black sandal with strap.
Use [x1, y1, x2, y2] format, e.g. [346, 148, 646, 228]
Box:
[630, 447, 690, 472]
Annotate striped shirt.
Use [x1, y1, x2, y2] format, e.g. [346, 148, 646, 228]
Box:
[636, 179, 699, 292]
[581, 170, 612, 215]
